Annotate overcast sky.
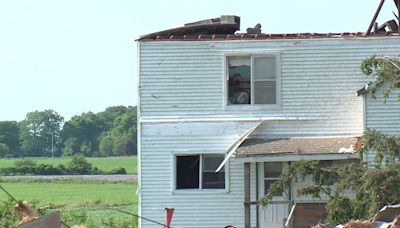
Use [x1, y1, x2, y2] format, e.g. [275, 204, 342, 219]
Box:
[0, 0, 396, 121]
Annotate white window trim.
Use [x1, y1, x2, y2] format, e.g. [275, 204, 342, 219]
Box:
[223, 51, 282, 111]
[257, 162, 287, 201]
[171, 151, 230, 194]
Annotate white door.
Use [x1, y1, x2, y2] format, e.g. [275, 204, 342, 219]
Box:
[258, 162, 289, 228]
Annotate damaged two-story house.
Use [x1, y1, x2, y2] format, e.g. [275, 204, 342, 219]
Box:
[136, 15, 400, 228]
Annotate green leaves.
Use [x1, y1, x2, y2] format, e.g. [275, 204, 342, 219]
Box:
[19, 110, 64, 157]
[61, 106, 137, 157]
[0, 143, 10, 157]
[0, 121, 19, 154]
[361, 129, 400, 168]
[361, 56, 400, 100]
[260, 130, 400, 224]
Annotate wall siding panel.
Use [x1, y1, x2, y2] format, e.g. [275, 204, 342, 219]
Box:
[139, 38, 400, 136]
[138, 37, 400, 227]
[139, 122, 257, 228]
[365, 88, 400, 165]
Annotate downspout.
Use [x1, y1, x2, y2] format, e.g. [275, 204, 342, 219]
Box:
[362, 94, 368, 163]
[363, 94, 367, 132]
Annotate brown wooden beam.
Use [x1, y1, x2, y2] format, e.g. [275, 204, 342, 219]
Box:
[367, 0, 386, 35]
[244, 162, 251, 228]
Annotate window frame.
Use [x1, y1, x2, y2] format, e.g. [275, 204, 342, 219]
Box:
[223, 51, 281, 110]
[171, 152, 229, 194]
[258, 162, 287, 201]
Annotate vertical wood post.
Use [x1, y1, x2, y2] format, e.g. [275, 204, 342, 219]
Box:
[244, 162, 251, 228]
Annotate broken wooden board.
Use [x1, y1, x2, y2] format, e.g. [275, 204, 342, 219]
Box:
[17, 211, 61, 228]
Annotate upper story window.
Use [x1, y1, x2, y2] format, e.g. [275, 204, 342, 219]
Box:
[227, 55, 279, 106]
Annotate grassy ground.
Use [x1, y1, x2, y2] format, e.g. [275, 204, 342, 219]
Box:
[0, 156, 137, 174]
[0, 179, 138, 228]
[0, 181, 137, 206]
[61, 205, 137, 228]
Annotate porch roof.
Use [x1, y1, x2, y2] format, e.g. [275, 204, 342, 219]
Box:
[236, 136, 362, 157]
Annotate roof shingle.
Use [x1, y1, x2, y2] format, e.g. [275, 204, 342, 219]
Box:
[236, 136, 362, 157]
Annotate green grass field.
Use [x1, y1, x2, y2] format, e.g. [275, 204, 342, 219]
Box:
[0, 179, 138, 228]
[0, 181, 137, 206]
[0, 156, 137, 174]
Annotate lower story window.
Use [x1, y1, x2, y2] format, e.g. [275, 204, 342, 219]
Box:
[264, 162, 283, 196]
[176, 154, 225, 190]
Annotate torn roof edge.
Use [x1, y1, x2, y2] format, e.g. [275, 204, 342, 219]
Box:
[138, 15, 240, 41]
[137, 31, 400, 42]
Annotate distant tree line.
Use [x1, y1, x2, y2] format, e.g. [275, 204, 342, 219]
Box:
[0, 106, 137, 157]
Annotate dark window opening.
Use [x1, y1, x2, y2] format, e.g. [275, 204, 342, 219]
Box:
[176, 156, 199, 189]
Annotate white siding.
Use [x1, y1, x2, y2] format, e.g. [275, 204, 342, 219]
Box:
[138, 36, 400, 227]
[139, 122, 258, 228]
[139, 37, 400, 137]
[366, 88, 400, 135]
[365, 87, 400, 165]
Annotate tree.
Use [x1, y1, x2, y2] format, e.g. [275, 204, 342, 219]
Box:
[0, 121, 20, 154]
[99, 136, 113, 156]
[60, 106, 137, 157]
[108, 106, 137, 155]
[260, 56, 400, 224]
[97, 106, 128, 130]
[0, 143, 10, 157]
[19, 110, 64, 157]
[61, 112, 104, 156]
[361, 56, 400, 99]
[62, 137, 79, 156]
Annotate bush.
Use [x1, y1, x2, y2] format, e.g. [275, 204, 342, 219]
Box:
[67, 155, 93, 175]
[108, 167, 127, 174]
[36, 164, 65, 175]
[0, 199, 20, 227]
[0, 199, 40, 227]
[0, 143, 10, 157]
[0, 156, 127, 176]
[14, 159, 37, 175]
[0, 167, 18, 175]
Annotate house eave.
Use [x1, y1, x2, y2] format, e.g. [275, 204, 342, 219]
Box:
[234, 152, 360, 163]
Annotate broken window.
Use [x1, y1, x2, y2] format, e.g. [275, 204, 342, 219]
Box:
[176, 154, 225, 190]
[227, 55, 278, 105]
[264, 162, 283, 196]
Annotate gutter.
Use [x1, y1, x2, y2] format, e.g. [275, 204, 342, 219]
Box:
[140, 116, 316, 123]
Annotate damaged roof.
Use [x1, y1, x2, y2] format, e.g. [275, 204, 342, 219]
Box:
[138, 15, 400, 42]
[236, 136, 362, 157]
